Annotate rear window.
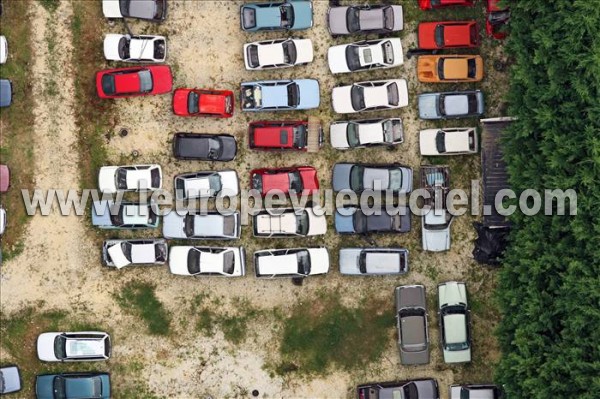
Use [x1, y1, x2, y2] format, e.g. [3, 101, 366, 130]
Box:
[138, 70, 153, 93]
[282, 41, 297, 64]
[242, 7, 256, 29]
[434, 25, 445, 47]
[246, 45, 259, 68]
[436, 131, 447, 153]
[383, 6, 394, 31]
[188, 91, 199, 114]
[345, 45, 361, 71]
[467, 59, 476, 78]
[118, 37, 130, 59]
[287, 83, 299, 107]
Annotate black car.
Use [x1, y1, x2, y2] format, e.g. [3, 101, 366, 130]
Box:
[335, 205, 411, 234]
[357, 379, 439, 399]
[172, 133, 237, 161]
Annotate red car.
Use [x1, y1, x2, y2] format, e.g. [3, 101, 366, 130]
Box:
[248, 120, 320, 151]
[250, 166, 319, 197]
[418, 0, 474, 10]
[486, 0, 510, 39]
[172, 88, 234, 118]
[96, 65, 172, 99]
[0, 164, 10, 192]
[418, 21, 479, 49]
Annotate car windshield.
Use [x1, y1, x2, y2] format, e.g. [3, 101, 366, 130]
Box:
[282, 41, 297, 64]
[118, 36, 130, 59]
[403, 383, 418, 398]
[188, 91, 199, 114]
[435, 25, 445, 47]
[119, 0, 130, 14]
[389, 169, 403, 190]
[53, 377, 66, 399]
[287, 83, 299, 107]
[296, 211, 309, 235]
[54, 335, 67, 359]
[350, 85, 365, 111]
[383, 119, 402, 143]
[246, 45, 259, 68]
[252, 173, 262, 192]
[468, 59, 476, 78]
[121, 242, 133, 261]
[116, 168, 128, 190]
[101, 75, 116, 95]
[184, 214, 195, 237]
[280, 4, 294, 28]
[187, 249, 201, 274]
[438, 59, 446, 79]
[293, 125, 307, 148]
[438, 94, 446, 115]
[288, 171, 303, 192]
[345, 45, 361, 71]
[468, 94, 479, 113]
[387, 82, 399, 106]
[436, 131, 447, 153]
[296, 250, 311, 275]
[138, 70, 153, 93]
[223, 251, 235, 274]
[349, 165, 364, 190]
[209, 173, 223, 194]
[110, 205, 124, 226]
[353, 210, 367, 233]
[383, 6, 394, 30]
[207, 138, 223, 159]
[347, 7, 361, 33]
[346, 123, 360, 147]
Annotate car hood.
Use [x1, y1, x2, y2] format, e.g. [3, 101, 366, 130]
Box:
[37, 333, 59, 361]
[327, 45, 351, 74]
[168, 246, 192, 275]
[290, 1, 313, 29]
[294, 39, 314, 64]
[98, 166, 118, 193]
[162, 212, 185, 239]
[422, 214, 451, 251]
[307, 248, 329, 275]
[390, 5, 404, 31]
[306, 208, 327, 236]
[331, 85, 354, 114]
[334, 209, 356, 233]
[102, 0, 123, 18]
[91, 200, 112, 227]
[35, 375, 57, 399]
[330, 122, 350, 148]
[173, 89, 191, 115]
[419, 128, 440, 155]
[0, 79, 12, 107]
[418, 93, 441, 119]
[328, 6, 350, 34]
[332, 163, 353, 191]
[103, 34, 123, 60]
[296, 79, 320, 109]
[444, 346, 472, 363]
[338, 248, 362, 274]
[439, 281, 467, 306]
[218, 170, 240, 196]
[413, 379, 438, 398]
[106, 243, 132, 269]
[401, 347, 430, 365]
[0, 366, 21, 394]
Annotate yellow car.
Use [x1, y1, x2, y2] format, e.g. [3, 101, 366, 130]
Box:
[418, 55, 484, 83]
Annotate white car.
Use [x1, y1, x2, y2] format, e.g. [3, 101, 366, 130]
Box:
[174, 170, 239, 200]
[103, 34, 166, 63]
[162, 211, 241, 240]
[332, 79, 408, 114]
[98, 164, 162, 193]
[244, 38, 313, 70]
[0, 35, 7, 64]
[37, 331, 111, 362]
[254, 247, 329, 278]
[169, 246, 245, 277]
[253, 207, 326, 237]
[0, 207, 5, 235]
[330, 118, 403, 149]
[328, 38, 403, 74]
[438, 281, 471, 364]
[102, 239, 168, 268]
[420, 127, 478, 156]
[422, 209, 453, 252]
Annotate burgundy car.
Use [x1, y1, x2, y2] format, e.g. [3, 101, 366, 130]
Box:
[248, 120, 322, 151]
[250, 166, 319, 197]
[418, 0, 474, 10]
[0, 164, 9, 192]
[486, 0, 510, 39]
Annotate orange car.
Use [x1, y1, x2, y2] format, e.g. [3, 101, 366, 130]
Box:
[417, 55, 484, 83]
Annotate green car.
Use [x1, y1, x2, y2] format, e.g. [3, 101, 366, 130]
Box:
[36, 373, 110, 399]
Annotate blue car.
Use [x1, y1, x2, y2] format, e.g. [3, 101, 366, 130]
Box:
[36, 372, 110, 399]
[241, 79, 320, 111]
[0, 79, 12, 108]
[91, 200, 159, 229]
[241, 0, 313, 32]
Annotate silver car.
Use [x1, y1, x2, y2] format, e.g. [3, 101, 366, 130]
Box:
[0, 366, 21, 395]
[339, 248, 408, 275]
[395, 285, 430, 365]
[162, 211, 241, 240]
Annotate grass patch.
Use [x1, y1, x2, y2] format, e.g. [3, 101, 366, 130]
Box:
[37, 0, 59, 13]
[276, 292, 395, 376]
[0, 0, 36, 257]
[115, 281, 171, 336]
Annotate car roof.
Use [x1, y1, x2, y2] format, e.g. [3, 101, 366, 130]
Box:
[128, 0, 157, 19]
[257, 252, 300, 275]
[198, 91, 229, 114]
[444, 314, 467, 344]
[261, 84, 289, 108]
[401, 315, 427, 346]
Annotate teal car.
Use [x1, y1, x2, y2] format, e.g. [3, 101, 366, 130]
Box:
[241, 0, 313, 32]
[36, 373, 110, 399]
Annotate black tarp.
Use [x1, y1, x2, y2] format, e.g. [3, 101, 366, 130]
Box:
[472, 222, 510, 266]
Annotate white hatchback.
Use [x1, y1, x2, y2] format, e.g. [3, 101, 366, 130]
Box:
[98, 164, 162, 193]
[328, 38, 403, 74]
[244, 38, 313, 70]
[103, 34, 167, 63]
[37, 331, 111, 362]
[332, 79, 408, 114]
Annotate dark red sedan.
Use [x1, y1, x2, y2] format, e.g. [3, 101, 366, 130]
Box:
[486, 0, 510, 39]
[418, 0, 474, 10]
[418, 21, 479, 49]
[250, 166, 319, 197]
[172, 88, 234, 118]
[96, 65, 172, 99]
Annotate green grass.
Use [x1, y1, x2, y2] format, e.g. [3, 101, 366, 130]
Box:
[276, 292, 395, 376]
[36, 0, 59, 13]
[115, 282, 172, 336]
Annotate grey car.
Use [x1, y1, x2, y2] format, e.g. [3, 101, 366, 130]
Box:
[172, 133, 237, 161]
[339, 248, 408, 275]
[418, 90, 484, 120]
[0, 79, 12, 107]
[0, 365, 21, 395]
[450, 384, 504, 399]
[162, 211, 241, 240]
[335, 205, 411, 234]
[357, 378, 439, 399]
[395, 285, 430, 365]
[327, 5, 403, 36]
[332, 163, 413, 194]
